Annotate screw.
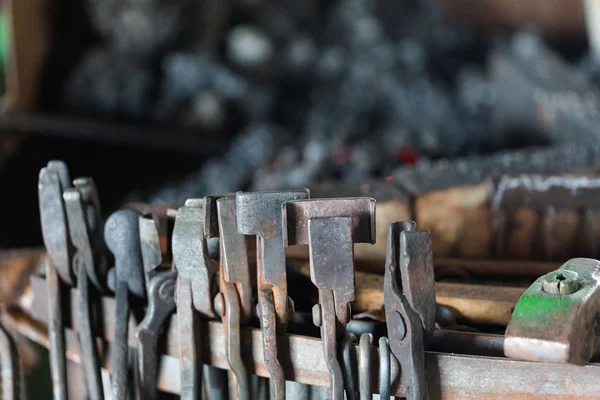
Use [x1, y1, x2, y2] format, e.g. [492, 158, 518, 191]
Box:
[542, 272, 580, 295]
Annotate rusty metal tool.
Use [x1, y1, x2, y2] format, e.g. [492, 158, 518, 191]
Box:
[236, 189, 310, 400]
[505, 257, 600, 365]
[135, 270, 177, 400]
[63, 178, 107, 400]
[214, 196, 251, 400]
[38, 161, 74, 400]
[172, 198, 219, 400]
[384, 221, 435, 400]
[104, 209, 147, 400]
[283, 197, 376, 400]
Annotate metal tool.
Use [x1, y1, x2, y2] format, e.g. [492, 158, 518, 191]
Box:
[378, 337, 391, 400]
[104, 210, 147, 400]
[384, 221, 435, 400]
[172, 198, 219, 400]
[63, 179, 106, 400]
[283, 198, 376, 400]
[214, 196, 251, 400]
[236, 189, 310, 400]
[135, 270, 177, 400]
[341, 332, 358, 400]
[505, 257, 600, 365]
[358, 333, 373, 400]
[0, 321, 21, 400]
[38, 161, 74, 400]
[139, 215, 164, 293]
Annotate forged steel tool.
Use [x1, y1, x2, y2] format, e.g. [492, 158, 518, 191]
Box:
[104, 209, 147, 400]
[384, 221, 435, 400]
[135, 270, 177, 400]
[236, 189, 310, 400]
[283, 197, 376, 400]
[38, 161, 74, 400]
[63, 178, 107, 400]
[172, 198, 219, 400]
[505, 257, 600, 365]
[214, 196, 252, 400]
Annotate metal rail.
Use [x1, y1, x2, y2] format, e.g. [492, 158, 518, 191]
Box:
[24, 276, 600, 399]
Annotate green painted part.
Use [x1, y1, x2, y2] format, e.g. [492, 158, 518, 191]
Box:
[512, 291, 573, 320]
[0, 8, 8, 64]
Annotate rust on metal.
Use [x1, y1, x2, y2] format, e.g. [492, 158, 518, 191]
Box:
[236, 189, 310, 400]
[216, 195, 251, 400]
[24, 275, 600, 399]
[283, 197, 376, 400]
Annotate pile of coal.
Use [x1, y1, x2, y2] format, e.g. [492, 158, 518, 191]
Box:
[56, 0, 600, 202]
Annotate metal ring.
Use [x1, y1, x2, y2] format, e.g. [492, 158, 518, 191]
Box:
[379, 337, 391, 400]
[341, 332, 359, 400]
[359, 333, 373, 400]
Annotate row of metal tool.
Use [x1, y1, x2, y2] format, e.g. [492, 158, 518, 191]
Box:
[38, 160, 435, 400]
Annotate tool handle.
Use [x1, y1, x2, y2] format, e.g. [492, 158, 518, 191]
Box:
[136, 329, 159, 400]
[112, 283, 130, 400]
[177, 281, 203, 400]
[257, 290, 285, 400]
[77, 268, 104, 400]
[47, 261, 69, 400]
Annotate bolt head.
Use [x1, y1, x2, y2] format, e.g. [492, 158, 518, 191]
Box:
[542, 271, 580, 295]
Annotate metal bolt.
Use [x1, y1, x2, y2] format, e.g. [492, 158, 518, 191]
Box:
[214, 293, 225, 317]
[312, 304, 322, 327]
[542, 272, 580, 295]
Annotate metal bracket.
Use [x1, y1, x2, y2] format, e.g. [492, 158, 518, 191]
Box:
[505, 257, 600, 365]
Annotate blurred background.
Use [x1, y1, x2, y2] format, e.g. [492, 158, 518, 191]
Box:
[0, 0, 599, 248]
[0, 0, 600, 393]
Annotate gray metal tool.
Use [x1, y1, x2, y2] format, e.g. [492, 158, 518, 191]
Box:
[341, 332, 358, 400]
[378, 337, 391, 400]
[214, 196, 251, 400]
[358, 333, 373, 400]
[505, 258, 600, 365]
[135, 270, 177, 400]
[384, 221, 435, 400]
[0, 321, 22, 400]
[172, 198, 219, 400]
[138, 206, 176, 290]
[63, 178, 106, 400]
[283, 198, 376, 400]
[104, 209, 147, 400]
[236, 189, 310, 400]
[38, 161, 78, 400]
